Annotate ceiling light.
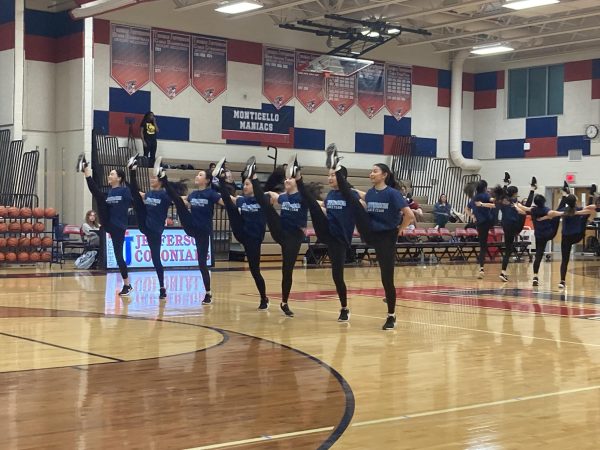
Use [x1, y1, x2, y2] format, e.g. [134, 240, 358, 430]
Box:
[70, 0, 139, 19]
[360, 29, 379, 38]
[504, 0, 559, 10]
[215, 0, 263, 14]
[471, 43, 514, 55]
[387, 28, 401, 34]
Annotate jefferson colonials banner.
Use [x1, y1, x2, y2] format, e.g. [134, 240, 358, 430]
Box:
[192, 36, 227, 103]
[263, 46, 295, 109]
[152, 30, 191, 99]
[385, 64, 412, 120]
[222, 104, 294, 144]
[357, 63, 384, 119]
[295, 51, 325, 113]
[327, 75, 356, 116]
[110, 24, 151, 95]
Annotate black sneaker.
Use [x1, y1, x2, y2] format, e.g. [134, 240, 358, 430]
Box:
[499, 273, 509, 282]
[558, 281, 566, 289]
[202, 293, 213, 305]
[503, 171, 511, 185]
[326, 143, 338, 169]
[76, 153, 88, 172]
[159, 287, 167, 299]
[244, 156, 257, 180]
[258, 299, 269, 311]
[531, 176, 537, 190]
[562, 181, 570, 194]
[382, 315, 396, 330]
[338, 308, 350, 322]
[532, 276, 539, 287]
[119, 284, 133, 296]
[591, 184, 597, 196]
[127, 154, 139, 171]
[280, 302, 294, 317]
[212, 156, 226, 178]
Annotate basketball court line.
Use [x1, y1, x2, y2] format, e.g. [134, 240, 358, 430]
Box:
[187, 383, 600, 449]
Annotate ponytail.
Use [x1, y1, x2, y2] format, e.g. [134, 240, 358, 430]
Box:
[374, 163, 398, 189]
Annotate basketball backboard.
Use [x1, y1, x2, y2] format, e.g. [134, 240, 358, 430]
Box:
[300, 54, 373, 77]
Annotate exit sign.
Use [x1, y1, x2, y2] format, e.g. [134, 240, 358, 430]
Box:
[565, 173, 576, 183]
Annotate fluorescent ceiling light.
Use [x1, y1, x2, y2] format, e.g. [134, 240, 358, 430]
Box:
[70, 0, 139, 19]
[471, 43, 514, 55]
[387, 28, 401, 34]
[215, 0, 263, 14]
[360, 29, 379, 38]
[504, 0, 559, 10]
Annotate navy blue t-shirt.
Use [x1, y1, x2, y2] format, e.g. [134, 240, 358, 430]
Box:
[468, 192, 493, 224]
[561, 207, 588, 236]
[325, 189, 358, 245]
[187, 189, 221, 233]
[365, 186, 408, 232]
[531, 206, 558, 239]
[499, 200, 521, 226]
[144, 189, 171, 234]
[106, 186, 132, 230]
[278, 192, 308, 232]
[236, 195, 267, 240]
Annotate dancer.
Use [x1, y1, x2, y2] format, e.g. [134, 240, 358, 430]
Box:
[465, 180, 494, 279]
[77, 154, 132, 295]
[331, 147, 414, 330]
[248, 156, 308, 317]
[295, 154, 357, 322]
[158, 158, 224, 304]
[127, 156, 171, 299]
[214, 159, 270, 310]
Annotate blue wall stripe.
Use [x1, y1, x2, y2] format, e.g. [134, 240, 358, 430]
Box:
[109, 88, 151, 115]
[474, 72, 497, 91]
[0, 0, 15, 24]
[557, 135, 591, 157]
[294, 127, 325, 150]
[414, 137, 436, 157]
[526, 116, 557, 138]
[592, 59, 600, 79]
[438, 70, 451, 89]
[496, 139, 525, 159]
[226, 140, 262, 146]
[461, 141, 473, 159]
[24, 9, 83, 37]
[154, 116, 190, 141]
[93, 110, 109, 135]
[383, 116, 411, 136]
[355, 133, 383, 154]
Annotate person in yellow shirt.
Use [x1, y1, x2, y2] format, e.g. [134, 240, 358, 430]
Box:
[140, 111, 159, 166]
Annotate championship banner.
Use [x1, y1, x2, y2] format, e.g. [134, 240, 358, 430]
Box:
[110, 24, 151, 95]
[152, 29, 191, 99]
[385, 64, 412, 120]
[263, 46, 295, 109]
[357, 62, 385, 119]
[192, 36, 227, 103]
[295, 51, 325, 113]
[327, 75, 356, 116]
[222, 104, 294, 144]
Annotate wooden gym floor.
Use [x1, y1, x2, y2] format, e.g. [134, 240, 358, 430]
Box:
[1, 257, 600, 449]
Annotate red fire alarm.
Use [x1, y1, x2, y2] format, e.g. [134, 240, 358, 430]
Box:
[565, 173, 576, 184]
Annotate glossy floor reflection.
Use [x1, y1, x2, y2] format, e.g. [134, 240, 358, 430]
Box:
[1, 259, 600, 448]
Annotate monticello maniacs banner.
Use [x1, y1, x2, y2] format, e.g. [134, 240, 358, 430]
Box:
[357, 62, 385, 119]
[222, 104, 294, 144]
[295, 51, 325, 113]
[110, 24, 151, 94]
[263, 46, 295, 109]
[192, 36, 227, 103]
[152, 29, 191, 99]
[385, 64, 412, 121]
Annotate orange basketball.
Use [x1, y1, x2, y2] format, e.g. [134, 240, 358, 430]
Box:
[30, 236, 41, 247]
[21, 221, 32, 233]
[8, 222, 21, 233]
[7, 237, 18, 247]
[32, 207, 44, 218]
[41, 237, 52, 247]
[0, 222, 6, 233]
[0, 206, 6, 217]
[0, 252, 5, 262]
[0, 238, 5, 247]
[41, 251, 52, 262]
[6, 252, 16, 262]
[33, 222, 45, 233]
[20, 207, 32, 218]
[8, 207, 20, 218]
[19, 237, 31, 247]
[44, 207, 57, 218]
[17, 252, 29, 262]
[29, 251, 40, 262]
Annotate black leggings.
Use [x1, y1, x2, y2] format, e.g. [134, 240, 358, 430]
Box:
[560, 232, 585, 281]
[297, 179, 349, 308]
[252, 178, 304, 303]
[164, 180, 212, 291]
[501, 223, 522, 271]
[130, 171, 165, 288]
[219, 184, 267, 300]
[532, 197, 567, 275]
[86, 176, 129, 279]
[476, 221, 492, 268]
[144, 138, 157, 167]
[336, 172, 398, 314]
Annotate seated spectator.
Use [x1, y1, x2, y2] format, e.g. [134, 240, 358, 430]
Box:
[433, 194, 452, 228]
[82, 210, 100, 247]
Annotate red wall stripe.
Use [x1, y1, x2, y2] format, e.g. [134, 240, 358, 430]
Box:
[474, 90, 496, 110]
[25, 34, 56, 62]
[94, 18, 110, 45]
[227, 39, 262, 65]
[592, 78, 600, 100]
[437, 88, 450, 108]
[525, 137, 557, 158]
[496, 70, 505, 90]
[412, 66, 438, 87]
[462, 73, 474, 92]
[564, 60, 592, 82]
[0, 22, 14, 51]
[56, 32, 84, 62]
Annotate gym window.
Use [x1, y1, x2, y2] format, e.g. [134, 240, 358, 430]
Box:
[508, 64, 564, 119]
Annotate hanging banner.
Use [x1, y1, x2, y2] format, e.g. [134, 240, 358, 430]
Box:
[263, 46, 295, 109]
[327, 75, 356, 116]
[357, 62, 385, 119]
[222, 104, 294, 144]
[295, 51, 325, 113]
[152, 29, 191, 99]
[192, 36, 227, 103]
[110, 24, 151, 95]
[385, 64, 412, 120]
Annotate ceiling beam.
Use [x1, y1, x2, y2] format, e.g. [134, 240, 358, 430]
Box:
[384, 0, 492, 22]
[174, 0, 216, 12]
[230, 0, 317, 19]
[300, 0, 411, 22]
